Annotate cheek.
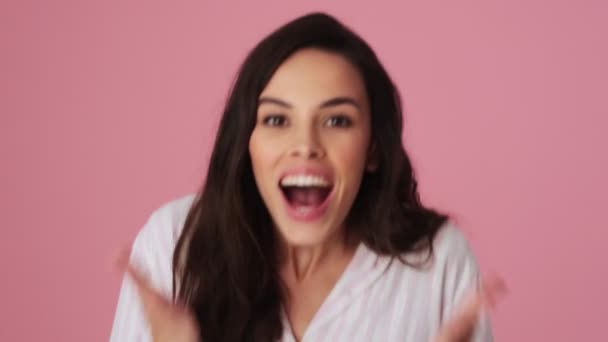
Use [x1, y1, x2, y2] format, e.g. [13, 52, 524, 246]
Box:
[248, 131, 277, 182]
[248, 134, 263, 175]
[328, 133, 371, 178]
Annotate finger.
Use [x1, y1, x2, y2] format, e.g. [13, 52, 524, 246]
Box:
[481, 275, 508, 308]
[114, 247, 168, 316]
[441, 289, 485, 340]
[449, 275, 508, 326]
[113, 246, 132, 273]
[436, 276, 508, 342]
[113, 247, 154, 297]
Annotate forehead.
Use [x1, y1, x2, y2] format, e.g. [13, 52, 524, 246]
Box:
[259, 48, 368, 105]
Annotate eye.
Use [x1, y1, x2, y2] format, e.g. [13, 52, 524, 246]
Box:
[262, 114, 288, 127]
[325, 115, 353, 128]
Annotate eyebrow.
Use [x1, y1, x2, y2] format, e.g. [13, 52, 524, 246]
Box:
[258, 96, 362, 111]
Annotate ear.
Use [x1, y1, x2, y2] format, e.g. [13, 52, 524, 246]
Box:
[366, 142, 379, 172]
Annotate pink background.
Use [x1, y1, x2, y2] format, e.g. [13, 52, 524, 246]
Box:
[2, 0, 607, 341]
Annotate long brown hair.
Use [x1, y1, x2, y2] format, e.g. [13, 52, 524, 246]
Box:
[172, 12, 447, 341]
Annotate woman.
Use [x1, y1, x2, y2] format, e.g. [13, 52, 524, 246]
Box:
[111, 12, 504, 342]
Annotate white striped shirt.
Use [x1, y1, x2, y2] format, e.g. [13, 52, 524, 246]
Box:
[110, 194, 492, 341]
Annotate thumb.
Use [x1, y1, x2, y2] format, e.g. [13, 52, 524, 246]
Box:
[114, 247, 170, 317]
[434, 275, 507, 342]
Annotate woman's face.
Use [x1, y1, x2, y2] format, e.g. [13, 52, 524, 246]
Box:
[249, 48, 374, 247]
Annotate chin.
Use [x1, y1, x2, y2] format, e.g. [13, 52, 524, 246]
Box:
[276, 220, 337, 248]
[283, 234, 326, 248]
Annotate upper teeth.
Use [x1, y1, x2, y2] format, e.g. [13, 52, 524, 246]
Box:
[280, 175, 331, 187]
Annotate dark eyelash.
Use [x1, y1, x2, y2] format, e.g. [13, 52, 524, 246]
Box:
[262, 114, 287, 126]
[327, 115, 353, 127]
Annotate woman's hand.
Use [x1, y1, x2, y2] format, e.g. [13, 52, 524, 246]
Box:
[115, 248, 200, 342]
[432, 276, 507, 342]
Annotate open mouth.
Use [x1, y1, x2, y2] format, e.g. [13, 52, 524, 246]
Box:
[279, 174, 333, 219]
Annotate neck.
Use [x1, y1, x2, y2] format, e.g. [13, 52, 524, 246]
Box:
[278, 230, 358, 283]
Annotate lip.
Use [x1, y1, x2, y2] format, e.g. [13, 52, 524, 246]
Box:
[278, 167, 335, 222]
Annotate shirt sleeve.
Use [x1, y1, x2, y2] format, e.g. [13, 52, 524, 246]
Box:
[109, 209, 176, 342]
[109, 194, 195, 341]
[438, 226, 494, 342]
[109, 220, 154, 342]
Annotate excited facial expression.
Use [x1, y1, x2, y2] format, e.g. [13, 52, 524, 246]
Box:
[248, 48, 374, 247]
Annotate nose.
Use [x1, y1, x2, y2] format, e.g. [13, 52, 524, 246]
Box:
[288, 127, 325, 159]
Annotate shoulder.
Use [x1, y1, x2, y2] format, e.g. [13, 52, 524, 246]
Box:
[383, 222, 482, 301]
[129, 193, 197, 295]
[430, 223, 493, 340]
[432, 221, 478, 265]
[135, 193, 197, 246]
[425, 223, 485, 326]
[399, 222, 487, 329]
[364, 222, 490, 337]
[429, 222, 482, 287]
[393, 221, 477, 270]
